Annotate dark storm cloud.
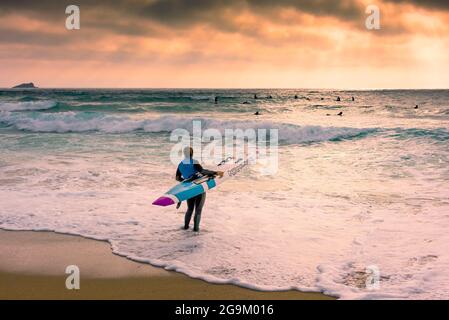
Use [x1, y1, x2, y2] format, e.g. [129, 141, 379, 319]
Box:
[136, 0, 365, 26]
[0, 0, 369, 47]
[0, 0, 65, 17]
[0, 1, 166, 38]
[1, 0, 447, 26]
[0, 27, 69, 45]
[1, 0, 447, 44]
[0, 0, 365, 28]
[247, 0, 363, 19]
[385, 0, 449, 10]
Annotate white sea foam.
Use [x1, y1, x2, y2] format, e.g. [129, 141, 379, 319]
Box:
[0, 135, 448, 299]
[0, 100, 57, 111]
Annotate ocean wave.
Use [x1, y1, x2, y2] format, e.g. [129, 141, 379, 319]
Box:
[388, 128, 449, 142]
[0, 112, 375, 144]
[305, 104, 344, 110]
[0, 100, 57, 112]
[0, 100, 261, 114]
[72, 94, 228, 104]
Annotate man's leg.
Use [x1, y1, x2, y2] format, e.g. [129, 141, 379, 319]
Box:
[193, 193, 206, 232]
[184, 197, 195, 229]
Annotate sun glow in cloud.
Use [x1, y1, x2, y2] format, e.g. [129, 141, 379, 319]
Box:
[0, 0, 448, 88]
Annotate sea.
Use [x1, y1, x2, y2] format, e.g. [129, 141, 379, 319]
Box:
[0, 88, 448, 299]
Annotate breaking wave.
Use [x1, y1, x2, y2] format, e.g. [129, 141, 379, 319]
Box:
[0, 100, 57, 112]
[0, 111, 376, 144]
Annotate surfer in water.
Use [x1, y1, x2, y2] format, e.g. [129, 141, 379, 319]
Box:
[176, 147, 224, 232]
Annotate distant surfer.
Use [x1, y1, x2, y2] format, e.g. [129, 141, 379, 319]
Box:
[336, 96, 341, 102]
[254, 94, 258, 99]
[352, 96, 355, 101]
[294, 95, 298, 99]
[337, 111, 343, 116]
[254, 111, 260, 115]
[214, 96, 218, 104]
[415, 105, 419, 109]
[176, 147, 223, 232]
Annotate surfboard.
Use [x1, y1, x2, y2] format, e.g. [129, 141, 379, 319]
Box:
[152, 157, 248, 206]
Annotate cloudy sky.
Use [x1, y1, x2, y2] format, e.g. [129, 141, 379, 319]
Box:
[0, 0, 448, 88]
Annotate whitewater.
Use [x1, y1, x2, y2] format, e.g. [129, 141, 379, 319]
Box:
[0, 89, 448, 299]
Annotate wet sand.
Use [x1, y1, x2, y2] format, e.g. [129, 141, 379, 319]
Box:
[0, 229, 334, 300]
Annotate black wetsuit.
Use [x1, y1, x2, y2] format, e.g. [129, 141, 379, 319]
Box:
[176, 162, 217, 232]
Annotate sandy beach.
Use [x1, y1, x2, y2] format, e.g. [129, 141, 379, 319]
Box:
[0, 229, 333, 300]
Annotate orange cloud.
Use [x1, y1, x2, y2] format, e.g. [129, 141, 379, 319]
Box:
[0, 0, 448, 88]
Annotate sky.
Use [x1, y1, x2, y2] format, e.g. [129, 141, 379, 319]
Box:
[0, 0, 448, 88]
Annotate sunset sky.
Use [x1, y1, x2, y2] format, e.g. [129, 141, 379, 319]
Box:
[0, 0, 448, 88]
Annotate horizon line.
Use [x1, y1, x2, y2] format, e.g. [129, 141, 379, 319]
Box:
[1, 87, 448, 91]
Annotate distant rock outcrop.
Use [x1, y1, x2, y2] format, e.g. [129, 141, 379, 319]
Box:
[12, 82, 38, 88]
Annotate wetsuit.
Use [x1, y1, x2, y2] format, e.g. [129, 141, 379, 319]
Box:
[176, 159, 217, 231]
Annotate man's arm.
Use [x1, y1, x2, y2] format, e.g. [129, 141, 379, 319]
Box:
[194, 164, 224, 178]
[175, 167, 183, 181]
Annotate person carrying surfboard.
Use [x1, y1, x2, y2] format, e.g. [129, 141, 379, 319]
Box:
[176, 147, 224, 232]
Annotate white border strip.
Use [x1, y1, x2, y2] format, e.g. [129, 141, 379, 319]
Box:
[201, 182, 210, 191]
[164, 194, 180, 203]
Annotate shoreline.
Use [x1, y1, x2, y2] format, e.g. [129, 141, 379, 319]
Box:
[0, 229, 335, 300]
